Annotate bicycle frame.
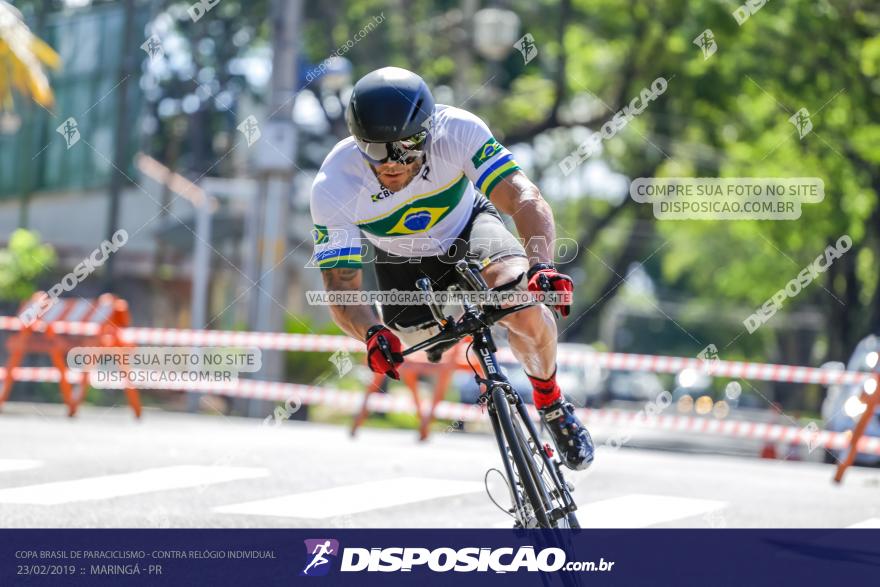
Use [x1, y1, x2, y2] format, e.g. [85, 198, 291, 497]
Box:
[398, 259, 578, 527]
[468, 323, 532, 521]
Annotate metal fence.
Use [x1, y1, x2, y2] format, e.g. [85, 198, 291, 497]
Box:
[0, 3, 148, 199]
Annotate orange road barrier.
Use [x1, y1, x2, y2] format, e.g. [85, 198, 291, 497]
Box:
[759, 443, 778, 460]
[0, 294, 142, 418]
[351, 340, 474, 441]
[759, 403, 783, 460]
[833, 371, 880, 484]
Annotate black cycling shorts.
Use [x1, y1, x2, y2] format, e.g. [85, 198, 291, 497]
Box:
[375, 196, 527, 331]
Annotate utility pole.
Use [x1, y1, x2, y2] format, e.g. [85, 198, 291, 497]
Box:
[454, 0, 478, 102]
[248, 0, 303, 416]
[104, 0, 136, 291]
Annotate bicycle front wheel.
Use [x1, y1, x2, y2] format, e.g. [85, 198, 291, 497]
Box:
[492, 384, 552, 528]
[511, 402, 583, 529]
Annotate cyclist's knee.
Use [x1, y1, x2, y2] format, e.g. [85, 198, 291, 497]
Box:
[481, 255, 528, 288]
[500, 304, 554, 339]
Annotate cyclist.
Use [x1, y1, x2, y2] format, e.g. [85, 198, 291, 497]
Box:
[309, 67, 593, 470]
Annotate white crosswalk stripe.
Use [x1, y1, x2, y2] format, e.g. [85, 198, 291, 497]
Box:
[0, 459, 43, 473]
[577, 494, 727, 528]
[0, 465, 268, 505]
[847, 518, 880, 529]
[495, 493, 728, 528]
[215, 477, 483, 519]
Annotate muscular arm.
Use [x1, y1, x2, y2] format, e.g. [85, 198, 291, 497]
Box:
[321, 268, 380, 341]
[488, 170, 556, 265]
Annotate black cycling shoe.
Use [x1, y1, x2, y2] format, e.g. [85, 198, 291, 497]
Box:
[539, 399, 594, 471]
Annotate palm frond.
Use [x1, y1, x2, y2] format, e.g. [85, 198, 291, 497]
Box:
[0, 1, 61, 111]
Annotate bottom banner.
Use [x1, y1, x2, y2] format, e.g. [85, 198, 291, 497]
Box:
[2, 529, 877, 586]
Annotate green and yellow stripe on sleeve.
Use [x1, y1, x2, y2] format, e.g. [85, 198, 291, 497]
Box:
[475, 153, 520, 197]
[314, 246, 363, 269]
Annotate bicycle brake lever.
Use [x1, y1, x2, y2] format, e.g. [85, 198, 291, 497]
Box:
[454, 260, 486, 292]
[537, 273, 552, 292]
[416, 277, 447, 326]
[537, 274, 562, 319]
[377, 335, 394, 364]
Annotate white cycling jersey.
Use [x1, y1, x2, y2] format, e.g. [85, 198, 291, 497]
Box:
[309, 105, 521, 268]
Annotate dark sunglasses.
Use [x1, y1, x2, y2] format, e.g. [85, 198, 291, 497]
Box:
[354, 130, 428, 165]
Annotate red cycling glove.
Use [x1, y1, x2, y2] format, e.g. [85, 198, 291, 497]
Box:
[365, 325, 404, 380]
[527, 263, 574, 318]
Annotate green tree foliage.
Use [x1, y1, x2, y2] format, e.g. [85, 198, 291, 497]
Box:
[651, 1, 880, 365]
[142, 0, 879, 370]
[284, 313, 344, 384]
[0, 229, 55, 301]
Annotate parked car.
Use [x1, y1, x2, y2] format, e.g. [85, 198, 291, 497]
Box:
[821, 334, 880, 465]
[453, 343, 605, 408]
[601, 370, 665, 404]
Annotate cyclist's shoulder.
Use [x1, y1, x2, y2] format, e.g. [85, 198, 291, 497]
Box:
[432, 104, 488, 137]
[312, 137, 370, 200]
[318, 136, 362, 175]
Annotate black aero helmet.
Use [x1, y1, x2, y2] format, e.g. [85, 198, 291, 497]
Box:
[346, 67, 435, 164]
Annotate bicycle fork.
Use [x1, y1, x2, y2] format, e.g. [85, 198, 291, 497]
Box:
[514, 400, 578, 523]
[486, 395, 530, 526]
[472, 329, 577, 526]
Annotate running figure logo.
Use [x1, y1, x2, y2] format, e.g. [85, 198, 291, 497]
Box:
[237, 115, 262, 147]
[56, 117, 80, 149]
[140, 35, 164, 61]
[300, 539, 339, 577]
[693, 29, 717, 60]
[514, 33, 538, 64]
[789, 108, 813, 139]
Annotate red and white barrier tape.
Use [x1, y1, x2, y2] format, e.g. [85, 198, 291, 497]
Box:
[0, 316, 101, 336]
[0, 317, 363, 352]
[2, 366, 878, 456]
[0, 316, 871, 385]
[497, 347, 871, 385]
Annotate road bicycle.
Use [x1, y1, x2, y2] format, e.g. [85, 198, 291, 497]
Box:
[381, 259, 580, 528]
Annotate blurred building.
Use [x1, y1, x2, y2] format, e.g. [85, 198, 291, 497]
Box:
[0, 2, 323, 331]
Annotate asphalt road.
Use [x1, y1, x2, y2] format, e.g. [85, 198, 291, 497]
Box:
[1, 402, 879, 529]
